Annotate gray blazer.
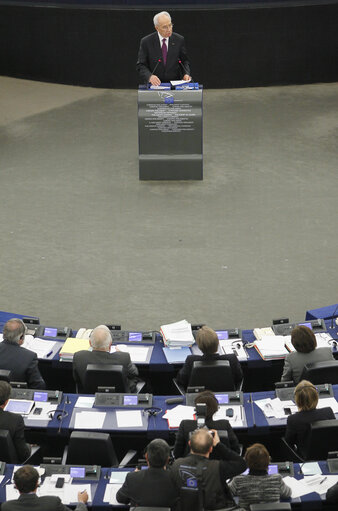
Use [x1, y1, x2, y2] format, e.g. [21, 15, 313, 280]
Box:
[281, 347, 334, 384]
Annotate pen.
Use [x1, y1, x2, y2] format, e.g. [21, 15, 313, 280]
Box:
[46, 351, 53, 358]
[319, 477, 327, 485]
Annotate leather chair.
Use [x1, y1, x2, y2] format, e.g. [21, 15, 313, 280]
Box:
[300, 360, 338, 385]
[82, 364, 128, 394]
[281, 419, 338, 461]
[174, 360, 242, 394]
[65, 430, 137, 467]
[250, 504, 291, 510]
[0, 370, 11, 382]
[0, 429, 18, 463]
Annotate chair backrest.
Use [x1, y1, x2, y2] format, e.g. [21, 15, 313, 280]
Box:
[179, 486, 203, 511]
[66, 431, 118, 466]
[130, 508, 171, 511]
[301, 360, 338, 385]
[0, 370, 11, 382]
[0, 429, 18, 463]
[83, 364, 128, 394]
[303, 419, 338, 460]
[189, 360, 235, 391]
[250, 504, 291, 510]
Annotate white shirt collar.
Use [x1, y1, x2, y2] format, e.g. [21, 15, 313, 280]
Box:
[157, 32, 169, 46]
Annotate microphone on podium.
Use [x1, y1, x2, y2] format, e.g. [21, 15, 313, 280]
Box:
[178, 60, 193, 82]
[148, 58, 162, 87]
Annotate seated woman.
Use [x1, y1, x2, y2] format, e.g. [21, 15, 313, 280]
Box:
[281, 325, 333, 384]
[285, 379, 335, 458]
[228, 443, 291, 510]
[175, 325, 243, 389]
[173, 390, 240, 459]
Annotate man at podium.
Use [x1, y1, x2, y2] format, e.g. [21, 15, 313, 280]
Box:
[136, 11, 191, 86]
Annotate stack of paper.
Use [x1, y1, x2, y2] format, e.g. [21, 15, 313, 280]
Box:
[253, 335, 288, 360]
[22, 336, 58, 358]
[253, 327, 275, 340]
[162, 404, 195, 428]
[110, 344, 150, 363]
[59, 338, 90, 360]
[160, 320, 194, 347]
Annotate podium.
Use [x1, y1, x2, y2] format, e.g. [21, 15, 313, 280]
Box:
[138, 85, 203, 180]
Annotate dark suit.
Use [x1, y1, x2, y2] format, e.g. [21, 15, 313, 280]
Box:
[327, 482, 338, 503]
[285, 406, 335, 457]
[2, 493, 87, 511]
[176, 353, 243, 389]
[136, 32, 190, 84]
[0, 408, 31, 462]
[173, 418, 240, 459]
[116, 466, 180, 509]
[72, 349, 139, 393]
[0, 340, 45, 389]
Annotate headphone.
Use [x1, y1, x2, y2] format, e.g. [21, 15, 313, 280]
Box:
[143, 407, 162, 417]
[48, 409, 69, 421]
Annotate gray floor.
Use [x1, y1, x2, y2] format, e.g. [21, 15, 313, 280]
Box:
[0, 77, 337, 331]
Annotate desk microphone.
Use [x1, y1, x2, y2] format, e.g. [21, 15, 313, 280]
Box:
[329, 304, 338, 329]
[57, 395, 68, 434]
[250, 393, 256, 428]
[178, 60, 193, 82]
[148, 59, 162, 86]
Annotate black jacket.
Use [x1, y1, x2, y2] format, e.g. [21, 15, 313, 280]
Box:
[136, 32, 190, 84]
[0, 408, 31, 462]
[2, 493, 86, 511]
[0, 340, 45, 389]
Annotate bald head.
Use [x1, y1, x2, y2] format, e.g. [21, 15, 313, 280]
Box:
[89, 325, 112, 351]
[3, 318, 26, 345]
[189, 428, 213, 456]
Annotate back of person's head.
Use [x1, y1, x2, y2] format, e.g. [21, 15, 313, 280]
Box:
[196, 326, 219, 355]
[190, 428, 213, 455]
[194, 391, 218, 420]
[0, 381, 11, 406]
[245, 443, 270, 471]
[294, 380, 318, 410]
[291, 325, 316, 353]
[14, 465, 39, 493]
[89, 325, 112, 350]
[146, 438, 170, 467]
[3, 318, 26, 345]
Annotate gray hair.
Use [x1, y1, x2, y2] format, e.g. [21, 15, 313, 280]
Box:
[153, 11, 171, 27]
[3, 318, 26, 344]
[90, 325, 112, 350]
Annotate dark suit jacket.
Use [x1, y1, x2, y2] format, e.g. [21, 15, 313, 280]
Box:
[0, 340, 45, 389]
[327, 482, 338, 503]
[176, 353, 243, 389]
[2, 493, 87, 511]
[136, 31, 190, 84]
[173, 418, 240, 459]
[285, 406, 335, 457]
[0, 408, 31, 462]
[116, 466, 180, 509]
[72, 349, 139, 392]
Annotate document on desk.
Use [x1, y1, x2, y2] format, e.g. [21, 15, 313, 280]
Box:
[283, 474, 338, 498]
[104, 483, 122, 504]
[27, 401, 57, 420]
[253, 336, 288, 360]
[218, 339, 248, 361]
[285, 332, 334, 352]
[6, 485, 19, 501]
[116, 410, 143, 428]
[21, 336, 59, 358]
[255, 398, 297, 419]
[111, 344, 151, 363]
[163, 346, 191, 363]
[213, 405, 245, 427]
[163, 404, 195, 428]
[74, 411, 106, 429]
[317, 397, 338, 414]
[75, 396, 95, 408]
[64, 483, 92, 504]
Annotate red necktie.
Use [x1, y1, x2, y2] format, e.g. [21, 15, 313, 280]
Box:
[162, 38, 167, 66]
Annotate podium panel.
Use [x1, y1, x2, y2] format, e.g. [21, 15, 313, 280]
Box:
[138, 87, 203, 180]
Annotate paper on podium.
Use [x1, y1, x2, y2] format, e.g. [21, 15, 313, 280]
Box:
[75, 396, 95, 408]
[283, 474, 338, 498]
[116, 409, 143, 428]
[74, 411, 106, 429]
[64, 483, 92, 504]
[160, 320, 194, 347]
[21, 335, 58, 358]
[170, 79, 191, 85]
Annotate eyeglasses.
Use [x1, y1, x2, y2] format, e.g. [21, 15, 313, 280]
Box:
[160, 23, 173, 30]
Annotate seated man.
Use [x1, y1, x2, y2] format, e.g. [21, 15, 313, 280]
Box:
[116, 438, 180, 509]
[176, 325, 243, 389]
[0, 381, 31, 463]
[0, 318, 45, 389]
[2, 465, 88, 511]
[171, 428, 246, 510]
[73, 324, 139, 392]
